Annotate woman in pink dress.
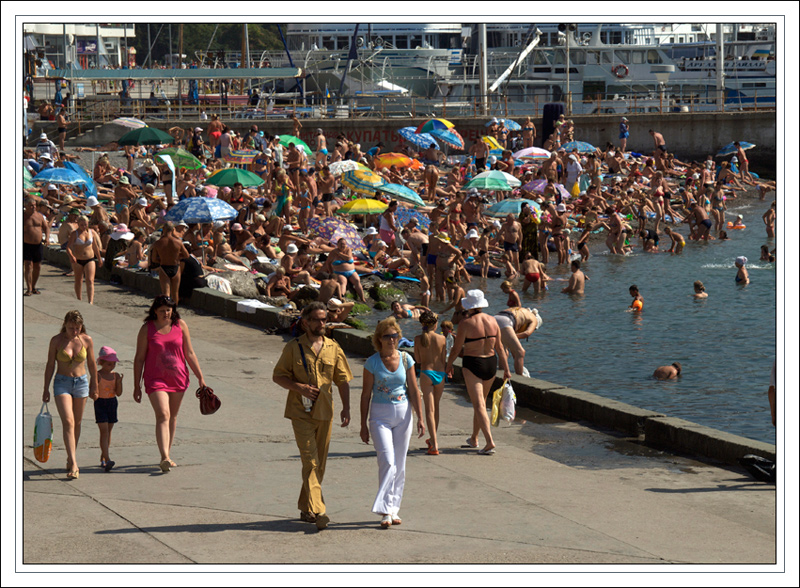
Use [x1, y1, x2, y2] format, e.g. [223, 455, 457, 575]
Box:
[133, 295, 206, 472]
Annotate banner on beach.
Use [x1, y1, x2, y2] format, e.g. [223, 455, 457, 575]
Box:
[160, 154, 177, 201]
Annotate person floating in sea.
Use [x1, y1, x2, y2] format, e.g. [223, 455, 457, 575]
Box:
[653, 363, 681, 380]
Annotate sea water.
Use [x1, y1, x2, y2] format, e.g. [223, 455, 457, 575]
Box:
[364, 198, 777, 444]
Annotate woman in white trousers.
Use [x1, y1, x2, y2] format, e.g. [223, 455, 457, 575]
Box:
[360, 318, 425, 528]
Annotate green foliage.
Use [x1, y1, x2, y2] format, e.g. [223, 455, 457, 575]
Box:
[344, 318, 367, 331]
[373, 301, 390, 311]
[132, 23, 285, 66]
[351, 303, 371, 316]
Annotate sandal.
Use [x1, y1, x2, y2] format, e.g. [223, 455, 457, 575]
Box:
[104, 460, 115, 472]
[464, 438, 478, 448]
[391, 515, 402, 526]
[426, 447, 439, 456]
[159, 459, 171, 473]
[380, 514, 392, 529]
[477, 447, 496, 455]
[24, 291, 32, 297]
[66, 469, 79, 479]
[32, 289, 41, 294]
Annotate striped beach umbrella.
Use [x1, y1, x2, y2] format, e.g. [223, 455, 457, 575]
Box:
[415, 118, 454, 134]
[513, 146, 552, 160]
[429, 128, 464, 150]
[398, 126, 439, 149]
[32, 167, 90, 187]
[341, 168, 387, 195]
[223, 149, 260, 165]
[336, 198, 389, 215]
[112, 117, 147, 128]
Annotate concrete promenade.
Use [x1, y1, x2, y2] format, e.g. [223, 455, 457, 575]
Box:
[16, 264, 780, 571]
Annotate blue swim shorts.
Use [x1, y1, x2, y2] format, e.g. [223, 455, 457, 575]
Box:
[53, 373, 89, 398]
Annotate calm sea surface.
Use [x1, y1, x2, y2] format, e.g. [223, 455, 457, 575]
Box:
[363, 198, 777, 444]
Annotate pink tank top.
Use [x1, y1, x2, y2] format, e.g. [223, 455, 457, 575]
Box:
[143, 321, 190, 394]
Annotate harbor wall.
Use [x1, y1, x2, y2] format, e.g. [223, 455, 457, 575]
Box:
[41, 245, 777, 466]
[45, 110, 776, 171]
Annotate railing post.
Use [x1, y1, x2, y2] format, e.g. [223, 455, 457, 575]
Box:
[443, 95, 447, 118]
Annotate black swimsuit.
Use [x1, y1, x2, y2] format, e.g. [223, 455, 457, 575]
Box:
[462, 332, 499, 380]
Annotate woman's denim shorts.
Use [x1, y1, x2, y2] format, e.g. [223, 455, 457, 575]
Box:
[53, 374, 89, 398]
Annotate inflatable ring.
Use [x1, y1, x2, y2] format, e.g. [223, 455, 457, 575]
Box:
[613, 64, 629, 79]
[727, 222, 746, 229]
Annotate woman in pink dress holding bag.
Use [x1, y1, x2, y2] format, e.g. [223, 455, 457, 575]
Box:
[133, 295, 206, 473]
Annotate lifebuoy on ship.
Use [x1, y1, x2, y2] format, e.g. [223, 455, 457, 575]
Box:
[612, 64, 629, 78]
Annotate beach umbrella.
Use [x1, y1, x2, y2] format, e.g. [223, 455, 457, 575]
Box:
[277, 134, 313, 157]
[716, 141, 756, 157]
[328, 159, 363, 176]
[336, 198, 388, 215]
[156, 147, 204, 170]
[374, 153, 414, 169]
[32, 167, 90, 188]
[485, 198, 541, 219]
[522, 179, 571, 200]
[307, 217, 366, 252]
[429, 128, 464, 150]
[398, 126, 439, 149]
[163, 197, 238, 224]
[560, 140, 597, 153]
[481, 136, 503, 150]
[204, 168, 265, 187]
[415, 118, 454, 134]
[23, 166, 34, 190]
[63, 162, 97, 198]
[466, 170, 521, 190]
[379, 183, 425, 207]
[223, 149, 260, 165]
[513, 146, 552, 160]
[341, 168, 387, 195]
[117, 126, 175, 146]
[394, 205, 431, 229]
[112, 117, 147, 128]
[485, 118, 521, 131]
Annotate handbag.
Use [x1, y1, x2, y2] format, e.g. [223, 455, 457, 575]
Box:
[34, 402, 53, 463]
[196, 385, 221, 415]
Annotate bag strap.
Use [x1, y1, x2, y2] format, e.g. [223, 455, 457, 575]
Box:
[295, 338, 314, 387]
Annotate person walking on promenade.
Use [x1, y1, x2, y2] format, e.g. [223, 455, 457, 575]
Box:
[273, 302, 353, 530]
[42, 310, 98, 479]
[23, 198, 50, 296]
[446, 291, 511, 455]
[133, 295, 207, 473]
[414, 311, 447, 456]
[360, 317, 425, 528]
[151, 222, 190, 305]
[66, 215, 103, 305]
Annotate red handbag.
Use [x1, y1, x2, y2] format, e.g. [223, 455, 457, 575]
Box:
[196, 385, 221, 415]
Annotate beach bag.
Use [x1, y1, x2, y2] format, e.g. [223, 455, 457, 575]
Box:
[33, 403, 53, 463]
[490, 379, 507, 427]
[196, 385, 221, 415]
[500, 381, 516, 423]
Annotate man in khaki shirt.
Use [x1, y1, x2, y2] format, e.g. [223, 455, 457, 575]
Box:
[273, 302, 352, 530]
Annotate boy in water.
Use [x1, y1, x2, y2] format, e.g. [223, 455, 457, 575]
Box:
[629, 285, 644, 311]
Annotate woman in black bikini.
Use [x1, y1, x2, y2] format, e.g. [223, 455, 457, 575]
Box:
[66, 215, 103, 304]
[445, 290, 511, 455]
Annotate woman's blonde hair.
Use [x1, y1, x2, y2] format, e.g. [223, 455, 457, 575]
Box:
[60, 310, 86, 334]
[372, 317, 402, 352]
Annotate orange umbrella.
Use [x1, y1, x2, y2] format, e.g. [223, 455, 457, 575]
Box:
[409, 159, 425, 170]
[374, 152, 414, 169]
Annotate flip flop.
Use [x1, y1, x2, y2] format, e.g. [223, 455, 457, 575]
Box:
[24, 291, 32, 297]
[477, 447, 496, 455]
[426, 447, 439, 456]
[159, 459, 171, 473]
[463, 438, 478, 449]
[32, 289, 41, 294]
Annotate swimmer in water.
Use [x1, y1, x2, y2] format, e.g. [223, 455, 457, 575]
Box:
[653, 363, 681, 380]
[629, 284, 644, 311]
[500, 280, 521, 308]
[734, 256, 749, 285]
[693, 280, 708, 299]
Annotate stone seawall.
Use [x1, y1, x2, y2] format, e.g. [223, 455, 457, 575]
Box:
[40, 109, 776, 172]
[41, 245, 777, 465]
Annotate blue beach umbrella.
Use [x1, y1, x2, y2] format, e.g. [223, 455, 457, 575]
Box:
[715, 141, 755, 157]
[560, 141, 597, 153]
[485, 118, 521, 131]
[163, 197, 238, 224]
[32, 167, 90, 188]
[394, 205, 431, 229]
[485, 198, 541, 219]
[398, 126, 439, 149]
[429, 128, 465, 150]
[379, 183, 425, 207]
[62, 162, 97, 198]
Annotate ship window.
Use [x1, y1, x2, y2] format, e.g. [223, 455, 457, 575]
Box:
[631, 51, 644, 64]
[647, 50, 662, 64]
[570, 51, 586, 65]
[395, 36, 408, 49]
[410, 35, 422, 48]
[337, 36, 349, 50]
[614, 50, 630, 62]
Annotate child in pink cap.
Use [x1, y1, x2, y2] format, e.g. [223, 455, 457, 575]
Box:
[95, 346, 123, 471]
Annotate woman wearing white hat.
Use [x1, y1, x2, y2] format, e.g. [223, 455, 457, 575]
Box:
[445, 290, 511, 455]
